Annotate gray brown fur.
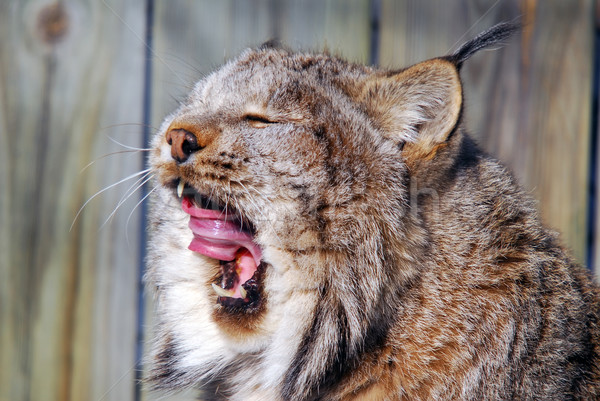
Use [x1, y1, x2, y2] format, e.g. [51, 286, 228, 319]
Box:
[146, 23, 600, 400]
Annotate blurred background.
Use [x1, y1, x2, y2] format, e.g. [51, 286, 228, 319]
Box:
[0, 0, 597, 400]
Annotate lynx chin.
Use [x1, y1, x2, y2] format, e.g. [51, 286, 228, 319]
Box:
[145, 22, 600, 400]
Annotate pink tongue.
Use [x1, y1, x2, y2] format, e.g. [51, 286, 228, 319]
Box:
[182, 197, 261, 287]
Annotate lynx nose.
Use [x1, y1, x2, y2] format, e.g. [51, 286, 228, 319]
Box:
[165, 128, 201, 163]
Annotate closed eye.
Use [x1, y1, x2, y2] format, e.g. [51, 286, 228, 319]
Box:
[244, 114, 276, 128]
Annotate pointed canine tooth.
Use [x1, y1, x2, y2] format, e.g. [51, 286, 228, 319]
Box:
[211, 283, 235, 298]
[239, 286, 247, 299]
[177, 180, 185, 198]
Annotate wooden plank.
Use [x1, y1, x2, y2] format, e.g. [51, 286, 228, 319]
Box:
[0, 1, 146, 400]
[380, 0, 594, 265]
[270, 0, 371, 62]
[594, 0, 600, 272]
[513, 0, 593, 267]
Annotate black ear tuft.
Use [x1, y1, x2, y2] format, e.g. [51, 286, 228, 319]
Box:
[447, 20, 520, 68]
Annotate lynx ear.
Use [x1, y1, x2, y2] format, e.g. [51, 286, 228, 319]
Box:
[361, 59, 462, 159]
[360, 21, 519, 163]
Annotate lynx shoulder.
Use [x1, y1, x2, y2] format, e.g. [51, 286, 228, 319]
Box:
[146, 22, 600, 400]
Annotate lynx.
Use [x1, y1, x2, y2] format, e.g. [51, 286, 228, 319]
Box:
[146, 22, 600, 400]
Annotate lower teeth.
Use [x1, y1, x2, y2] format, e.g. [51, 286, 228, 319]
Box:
[211, 283, 235, 298]
[210, 282, 249, 300]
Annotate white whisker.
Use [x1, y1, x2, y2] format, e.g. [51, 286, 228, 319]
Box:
[223, 181, 232, 221]
[114, 170, 155, 212]
[99, 172, 155, 230]
[79, 150, 150, 174]
[126, 185, 158, 246]
[101, 122, 158, 131]
[237, 181, 285, 247]
[70, 168, 151, 231]
[446, 0, 502, 53]
[105, 134, 153, 151]
[208, 185, 216, 208]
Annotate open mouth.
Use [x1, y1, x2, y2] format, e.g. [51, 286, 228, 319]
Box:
[175, 180, 264, 312]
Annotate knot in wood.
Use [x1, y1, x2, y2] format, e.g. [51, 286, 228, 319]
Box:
[37, 2, 69, 45]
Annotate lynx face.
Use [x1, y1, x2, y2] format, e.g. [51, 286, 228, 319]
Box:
[146, 23, 600, 401]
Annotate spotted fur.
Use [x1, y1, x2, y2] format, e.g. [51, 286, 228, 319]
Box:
[146, 22, 600, 400]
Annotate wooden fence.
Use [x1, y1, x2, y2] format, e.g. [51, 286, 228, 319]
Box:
[0, 1, 596, 400]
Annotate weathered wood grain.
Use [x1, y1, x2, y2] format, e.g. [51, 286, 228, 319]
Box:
[1, 1, 596, 401]
[0, 1, 146, 400]
[594, 0, 600, 273]
[380, 0, 594, 265]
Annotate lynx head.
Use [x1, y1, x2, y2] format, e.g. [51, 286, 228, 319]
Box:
[146, 23, 518, 400]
